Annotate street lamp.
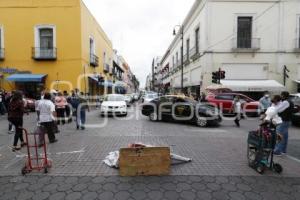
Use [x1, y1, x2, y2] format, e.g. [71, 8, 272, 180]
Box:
[173, 24, 184, 94]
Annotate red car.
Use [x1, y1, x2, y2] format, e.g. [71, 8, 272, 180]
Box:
[206, 93, 261, 116]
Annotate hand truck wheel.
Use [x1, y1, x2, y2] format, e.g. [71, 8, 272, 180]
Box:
[21, 167, 28, 176]
[44, 167, 48, 174]
[256, 163, 265, 174]
[273, 163, 283, 174]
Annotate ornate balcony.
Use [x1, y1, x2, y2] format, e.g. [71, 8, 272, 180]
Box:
[183, 54, 190, 66]
[104, 63, 110, 73]
[90, 54, 99, 67]
[190, 47, 200, 60]
[32, 47, 57, 60]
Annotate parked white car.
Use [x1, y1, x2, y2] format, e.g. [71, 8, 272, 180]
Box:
[124, 94, 133, 106]
[142, 93, 158, 103]
[100, 94, 127, 116]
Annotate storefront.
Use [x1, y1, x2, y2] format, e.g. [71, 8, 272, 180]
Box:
[114, 81, 127, 94]
[6, 74, 47, 99]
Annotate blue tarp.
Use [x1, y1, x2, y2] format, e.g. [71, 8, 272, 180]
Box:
[6, 74, 47, 82]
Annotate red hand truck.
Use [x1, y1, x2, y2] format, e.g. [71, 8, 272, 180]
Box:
[21, 128, 52, 175]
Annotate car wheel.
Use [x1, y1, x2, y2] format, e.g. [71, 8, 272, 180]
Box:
[149, 112, 158, 121]
[196, 117, 207, 127]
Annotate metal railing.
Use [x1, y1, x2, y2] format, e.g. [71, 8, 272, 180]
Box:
[0, 48, 4, 60]
[32, 47, 57, 60]
[189, 46, 200, 60]
[90, 54, 99, 67]
[104, 63, 110, 73]
[232, 38, 260, 51]
[183, 54, 190, 65]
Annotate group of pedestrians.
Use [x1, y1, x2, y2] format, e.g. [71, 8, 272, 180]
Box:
[5, 89, 89, 151]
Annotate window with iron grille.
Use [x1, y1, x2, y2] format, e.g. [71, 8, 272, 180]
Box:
[39, 28, 54, 57]
[237, 17, 252, 48]
[186, 38, 190, 59]
[195, 28, 199, 53]
[298, 17, 300, 48]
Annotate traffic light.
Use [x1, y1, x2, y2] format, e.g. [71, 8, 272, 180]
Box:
[212, 71, 219, 84]
[283, 65, 289, 86]
[220, 70, 225, 80]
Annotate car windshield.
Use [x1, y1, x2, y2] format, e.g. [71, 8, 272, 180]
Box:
[146, 94, 158, 99]
[104, 95, 125, 101]
[184, 98, 197, 104]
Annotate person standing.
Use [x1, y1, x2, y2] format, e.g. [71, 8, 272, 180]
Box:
[71, 92, 89, 130]
[63, 91, 72, 123]
[36, 92, 58, 144]
[274, 91, 294, 156]
[7, 91, 26, 151]
[231, 96, 242, 127]
[259, 92, 272, 113]
[55, 92, 67, 125]
[0, 90, 6, 115]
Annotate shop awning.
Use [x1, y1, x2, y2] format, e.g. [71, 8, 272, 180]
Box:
[6, 74, 47, 82]
[220, 80, 285, 92]
[294, 80, 300, 84]
[89, 76, 114, 87]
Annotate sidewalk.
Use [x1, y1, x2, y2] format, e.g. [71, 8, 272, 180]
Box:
[1, 175, 300, 200]
[0, 110, 300, 199]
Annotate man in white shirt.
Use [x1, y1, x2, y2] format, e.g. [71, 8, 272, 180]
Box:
[36, 92, 58, 144]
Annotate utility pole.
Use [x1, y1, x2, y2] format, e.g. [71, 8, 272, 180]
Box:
[181, 26, 184, 94]
[152, 58, 155, 91]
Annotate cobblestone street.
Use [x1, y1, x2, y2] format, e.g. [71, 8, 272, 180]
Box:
[0, 105, 300, 199]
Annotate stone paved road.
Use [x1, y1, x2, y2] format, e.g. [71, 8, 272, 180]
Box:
[0, 104, 300, 199]
[1, 175, 300, 200]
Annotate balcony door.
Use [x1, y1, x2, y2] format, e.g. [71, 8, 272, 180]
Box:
[237, 17, 252, 48]
[39, 28, 54, 57]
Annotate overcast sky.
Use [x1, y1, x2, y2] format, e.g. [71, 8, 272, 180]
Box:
[82, 0, 195, 87]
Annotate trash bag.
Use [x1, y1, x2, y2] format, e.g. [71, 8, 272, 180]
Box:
[103, 151, 120, 169]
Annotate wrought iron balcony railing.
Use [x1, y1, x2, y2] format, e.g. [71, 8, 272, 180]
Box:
[189, 47, 200, 60]
[232, 38, 260, 51]
[32, 47, 57, 60]
[104, 63, 110, 73]
[90, 54, 99, 67]
[0, 48, 4, 60]
[183, 54, 190, 66]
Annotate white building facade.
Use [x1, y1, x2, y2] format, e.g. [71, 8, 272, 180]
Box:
[161, 0, 300, 98]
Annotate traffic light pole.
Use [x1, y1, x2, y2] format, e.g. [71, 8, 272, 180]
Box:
[283, 65, 289, 86]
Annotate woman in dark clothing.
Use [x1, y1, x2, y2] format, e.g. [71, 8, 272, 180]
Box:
[7, 91, 26, 151]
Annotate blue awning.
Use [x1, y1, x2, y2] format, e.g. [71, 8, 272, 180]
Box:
[99, 80, 113, 87]
[6, 74, 47, 82]
[88, 76, 113, 87]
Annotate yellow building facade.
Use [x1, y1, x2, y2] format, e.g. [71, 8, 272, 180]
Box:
[0, 0, 113, 98]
